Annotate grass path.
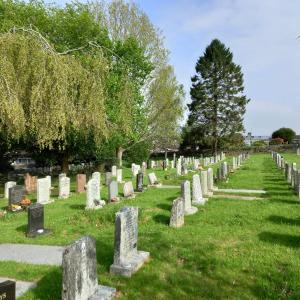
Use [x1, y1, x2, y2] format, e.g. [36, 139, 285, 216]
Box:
[1, 154, 300, 299]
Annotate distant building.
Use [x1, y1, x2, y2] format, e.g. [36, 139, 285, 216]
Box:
[291, 135, 300, 145]
[244, 132, 270, 146]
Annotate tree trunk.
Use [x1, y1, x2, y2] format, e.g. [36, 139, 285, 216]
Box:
[116, 146, 124, 167]
[61, 151, 69, 173]
[164, 149, 168, 159]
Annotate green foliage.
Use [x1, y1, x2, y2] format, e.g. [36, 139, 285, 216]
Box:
[123, 140, 151, 165]
[272, 127, 296, 143]
[187, 39, 250, 153]
[270, 137, 285, 145]
[252, 140, 268, 147]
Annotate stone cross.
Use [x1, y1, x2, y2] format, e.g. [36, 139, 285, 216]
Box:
[181, 180, 198, 215]
[62, 236, 116, 300]
[110, 207, 150, 277]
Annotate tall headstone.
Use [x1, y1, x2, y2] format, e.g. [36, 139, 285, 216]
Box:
[207, 168, 217, 191]
[136, 172, 143, 192]
[192, 174, 206, 205]
[4, 181, 16, 199]
[117, 169, 123, 183]
[181, 181, 197, 215]
[24, 173, 37, 193]
[76, 174, 86, 193]
[86, 179, 105, 209]
[123, 182, 135, 199]
[169, 198, 184, 228]
[112, 165, 117, 177]
[59, 176, 70, 199]
[110, 207, 150, 277]
[62, 236, 116, 300]
[105, 172, 112, 186]
[108, 181, 119, 202]
[37, 178, 52, 205]
[201, 170, 211, 197]
[92, 172, 101, 186]
[176, 162, 182, 176]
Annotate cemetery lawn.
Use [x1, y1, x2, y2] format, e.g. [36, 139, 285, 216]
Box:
[1, 154, 300, 299]
[279, 152, 300, 166]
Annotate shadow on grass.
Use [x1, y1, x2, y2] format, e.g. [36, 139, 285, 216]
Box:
[16, 224, 27, 234]
[267, 215, 300, 226]
[69, 204, 85, 210]
[156, 203, 172, 211]
[152, 214, 169, 225]
[259, 232, 300, 248]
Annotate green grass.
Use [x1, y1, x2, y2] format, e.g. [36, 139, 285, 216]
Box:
[1, 154, 300, 299]
[280, 153, 300, 166]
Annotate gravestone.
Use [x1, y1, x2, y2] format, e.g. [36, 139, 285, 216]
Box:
[148, 173, 161, 187]
[0, 280, 15, 300]
[105, 172, 112, 186]
[169, 198, 184, 228]
[24, 174, 37, 193]
[136, 172, 143, 192]
[108, 181, 119, 202]
[112, 165, 117, 177]
[27, 203, 51, 237]
[76, 174, 86, 193]
[9, 186, 25, 211]
[59, 173, 66, 180]
[59, 177, 70, 199]
[192, 174, 206, 205]
[62, 236, 116, 300]
[37, 178, 52, 205]
[92, 172, 101, 186]
[86, 179, 105, 210]
[4, 181, 16, 199]
[46, 175, 52, 190]
[201, 170, 211, 197]
[117, 169, 123, 183]
[181, 181, 198, 215]
[110, 207, 150, 277]
[176, 161, 181, 176]
[123, 182, 135, 199]
[207, 168, 217, 191]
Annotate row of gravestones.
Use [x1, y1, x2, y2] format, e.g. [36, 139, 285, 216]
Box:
[271, 151, 300, 197]
[1, 205, 149, 299]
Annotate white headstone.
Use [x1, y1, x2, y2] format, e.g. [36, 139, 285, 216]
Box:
[59, 177, 70, 199]
[117, 169, 123, 183]
[181, 180, 198, 215]
[112, 166, 117, 177]
[37, 178, 52, 204]
[4, 181, 16, 199]
[123, 181, 135, 198]
[192, 174, 206, 205]
[86, 178, 104, 209]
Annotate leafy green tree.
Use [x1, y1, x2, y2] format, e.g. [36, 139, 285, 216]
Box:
[188, 39, 250, 153]
[272, 127, 295, 143]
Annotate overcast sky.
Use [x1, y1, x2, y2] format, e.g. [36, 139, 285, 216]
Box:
[56, 0, 300, 135]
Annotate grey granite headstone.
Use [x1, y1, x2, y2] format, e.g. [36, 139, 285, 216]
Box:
[8, 185, 25, 210]
[108, 181, 119, 202]
[192, 174, 206, 205]
[136, 172, 143, 192]
[105, 172, 112, 186]
[27, 203, 51, 237]
[62, 236, 116, 300]
[169, 198, 184, 228]
[181, 181, 198, 215]
[110, 207, 150, 277]
[0, 280, 15, 300]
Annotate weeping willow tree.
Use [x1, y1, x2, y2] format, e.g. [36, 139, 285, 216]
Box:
[0, 32, 108, 171]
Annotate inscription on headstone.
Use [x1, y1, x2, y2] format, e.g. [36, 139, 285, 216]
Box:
[9, 186, 25, 210]
[27, 203, 50, 237]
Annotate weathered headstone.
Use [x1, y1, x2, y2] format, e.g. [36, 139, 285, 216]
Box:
[181, 181, 198, 215]
[4, 181, 16, 199]
[76, 174, 86, 193]
[105, 172, 112, 186]
[110, 207, 150, 277]
[112, 165, 117, 177]
[123, 182, 135, 199]
[9, 185, 26, 211]
[92, 172, 101, 186]
[207, 168, 217, 191]
[117, 169, 123, 183]
[24, 174, 37, 193]
[27, 203, 51, 237]
[37, 178, 52, 205]
[136, 172, 143, 192]
[108, 181, 119, 202]
[86, 179, 105, 209]
[192, 174, 206, 205]
[169, 198, 184, 228]
[0, 280, 15, 300]
[62, 236, 116, 300]
[201, 170, 211, 197]
[59, 177, 70, 199]
[176, 162, 181, 176]
[148, 173, 161, 187]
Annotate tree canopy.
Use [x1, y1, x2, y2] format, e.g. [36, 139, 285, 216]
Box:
[271, 127, 296, 144]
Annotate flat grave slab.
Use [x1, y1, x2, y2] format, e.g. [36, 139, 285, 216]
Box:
[0, 277, 36, 298]
[212, 194, 263, 201]
[0, 244, 64, 266]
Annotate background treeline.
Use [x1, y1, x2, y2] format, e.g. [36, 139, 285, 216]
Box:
[0, 0, 184, 171]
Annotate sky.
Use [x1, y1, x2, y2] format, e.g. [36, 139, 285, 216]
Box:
[56, 0, 300, 135]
